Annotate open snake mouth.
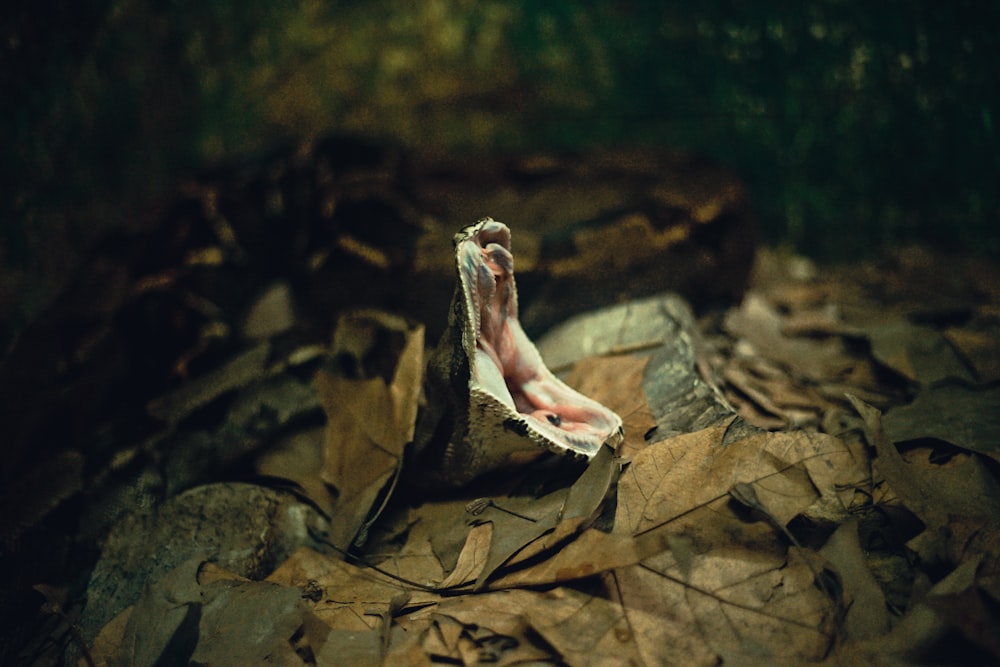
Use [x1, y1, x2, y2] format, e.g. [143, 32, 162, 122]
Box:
[458, 219, 623, 458]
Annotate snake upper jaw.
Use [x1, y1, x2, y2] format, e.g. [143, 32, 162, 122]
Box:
[413, 217, 623, 487]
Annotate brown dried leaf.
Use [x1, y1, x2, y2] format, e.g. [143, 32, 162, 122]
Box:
[860, 318, 974, 384]
[566, 354, 656, 460]
[487, 525, 671, 589]
[242, 281, 296, 339]
[433, 444, 620, 590]
[87, 604, 134, 667]
[400, 588, 648, 666]
[724, 291, 854, 381]
[101, 558, 327, 666]
[610, 546, 836, 663]
[397, 610, 550, 665]
[819, 520, 891, 640]
[882, 383, 1000, 465]
[722, 362, 825, 429]
[316, 310, 424, 550]
[314, 629, 386, 667]
[944, 326, 1000, 382]
[590, 414, 870, 660]
[266, 547, 439, 630]
[437, 522, 493, 589]
[616, 419, 866, 537]
[849, 395, 953, 563]
[370, 516, 447, 587]
[859, 555, 984, 659]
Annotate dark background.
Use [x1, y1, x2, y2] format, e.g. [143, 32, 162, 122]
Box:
[3, 1, 998, 347]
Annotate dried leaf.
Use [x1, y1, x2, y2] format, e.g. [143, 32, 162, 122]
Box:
[487, 525, 672, 589]
[314, 629, 386, 667]
[819, 520, 890, 640]
[242, 281, 296, 338]
[566, 354, 656, 460]
[437, 522, 493, 589]
[848, 394, 970, 568]
[423, 444, 622, 591]
[104, 558, 327, 667]
[369, 518, 447, 587]
[944, 326, 1000, 383]
[316, 310, 424, 550]
[266, 547, 439, 631]
[582, 413, 870, 660]
[401, 588, 648, 666]
[87, 604, 134, 667]
[724, 291, 853, 381]
[860, 318, 974, 384]
[610, 546, 836, 663]
[861, 555, 984, 659]
[146, 342, 270, 423]
[882, 383, 1000, 464]
[616, 419, 866, 537]
[397, 602, 550, 665]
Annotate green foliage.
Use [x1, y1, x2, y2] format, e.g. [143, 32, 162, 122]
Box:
[3, 0, 998, 286]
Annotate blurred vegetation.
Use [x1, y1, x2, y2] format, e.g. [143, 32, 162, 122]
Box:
[2, 0, 999, 340]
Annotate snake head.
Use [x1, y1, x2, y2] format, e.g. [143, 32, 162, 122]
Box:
[414, 218, 623, 486]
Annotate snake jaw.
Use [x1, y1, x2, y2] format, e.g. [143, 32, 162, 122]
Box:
[414, 217, 623, 486]
[458, 218, 623, 460]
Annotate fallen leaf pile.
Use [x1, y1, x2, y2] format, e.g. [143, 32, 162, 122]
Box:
[72, 247, 1000, 665]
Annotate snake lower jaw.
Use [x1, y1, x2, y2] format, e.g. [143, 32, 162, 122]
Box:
[413, 218, 623, 487]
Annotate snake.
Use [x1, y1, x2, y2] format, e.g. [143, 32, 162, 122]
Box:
[413, 218, 624, 486]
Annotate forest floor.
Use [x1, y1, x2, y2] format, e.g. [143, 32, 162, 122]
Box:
[2, 144, 999, 665]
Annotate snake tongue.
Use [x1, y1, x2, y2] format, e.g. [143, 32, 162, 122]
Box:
[460, 219, 623, 458]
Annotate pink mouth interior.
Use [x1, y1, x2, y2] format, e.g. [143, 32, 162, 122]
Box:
[461, 222, 620, 455]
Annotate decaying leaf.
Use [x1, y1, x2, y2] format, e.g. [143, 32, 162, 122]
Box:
[724, 292, 854, 382]
[855, 556, 988, 661]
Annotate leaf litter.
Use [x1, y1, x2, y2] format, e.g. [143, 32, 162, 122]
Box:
[74, 246, 1000, 665]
